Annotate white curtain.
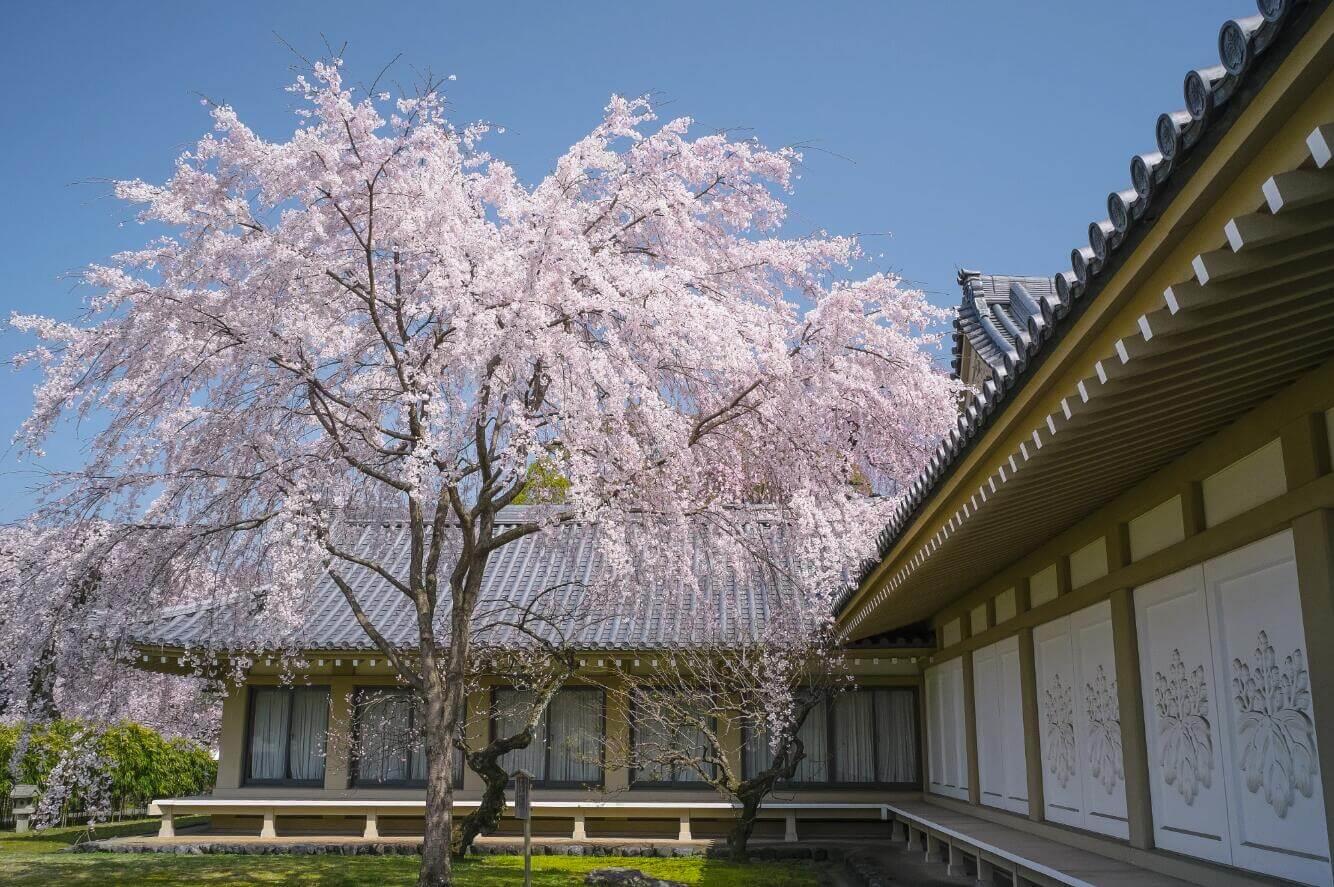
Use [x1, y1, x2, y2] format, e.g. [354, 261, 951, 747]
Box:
[633, 706, 675, 783]
[673, 720, 709, 783]
[743, 699, 829, 783]
[834, 692, 877, 782]
[495, 689, 546, 780]
[547, 689, 603, 783]
[248, 688, 291, 780]
[358, 691, 413, 783]
[633, 692, 709, 783]
[792, 699, 830, 783]
[874, 689, 918, 783]
[288, 690, 329, 781]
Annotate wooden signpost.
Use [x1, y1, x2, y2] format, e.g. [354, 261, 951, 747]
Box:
[514, 769, 533, 887]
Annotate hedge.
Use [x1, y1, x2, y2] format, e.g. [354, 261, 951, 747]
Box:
[0, 720, 215, 814]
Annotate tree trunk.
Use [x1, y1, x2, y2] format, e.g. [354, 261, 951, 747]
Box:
[419, 670, 456, 887]
[452, 728, 533, 857]
[728, 793, 762, 862]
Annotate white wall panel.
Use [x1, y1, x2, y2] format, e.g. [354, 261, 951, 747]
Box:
[1135, 530, 1330, 886]
[1035, 602, 1128, 837]
[1034, 618, 1084, 828]
[1206, 532, 1329, 885]
[1071, 602, 1129, 838]
[974, 635, 1028, 814]
[1136, 564, 1232, 863]
[925, 658, 968, 801]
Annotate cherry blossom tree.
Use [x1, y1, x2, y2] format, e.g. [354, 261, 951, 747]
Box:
[0, 524, 221, 741]
[608, 533, 848, 862]
[6, 58, 956, 885]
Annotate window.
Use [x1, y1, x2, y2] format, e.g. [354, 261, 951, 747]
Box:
[742, 688, 918, 787]
[352, 688, 463, 786]
[245, 686, 330, 785]
[743, 698, 830, 783]
[631, 690, 715, 786]
[492, 687, 604, 786]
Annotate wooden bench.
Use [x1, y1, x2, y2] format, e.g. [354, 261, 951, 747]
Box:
[885, 801, 1193, 887]
[150, 797, 890, 843]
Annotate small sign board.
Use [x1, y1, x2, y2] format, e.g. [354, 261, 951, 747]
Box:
[513, 769, 532, 821]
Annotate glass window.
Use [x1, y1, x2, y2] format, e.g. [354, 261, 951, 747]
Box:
[547, 690, 603, 784]
[492, 687, 604, 787]
[743, 698, 829, 783]
[352, 688, 462, 786]
[631, 691, 715, 785]
[493, 688, 548, 781]
[246, 686, 330, 784]
[742, 688, 918, 786]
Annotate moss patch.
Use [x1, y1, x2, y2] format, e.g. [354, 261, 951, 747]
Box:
[0, 820, 821, 886]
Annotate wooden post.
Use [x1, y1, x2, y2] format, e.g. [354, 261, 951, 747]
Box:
[962, 651, 981, 806]
[947, 841, 966, 876]
[514, 770, 533, 887]
[1017, 625, 1045, 824]
[1292, 510, 1334, 861]
[1110, 586, 1154, 849]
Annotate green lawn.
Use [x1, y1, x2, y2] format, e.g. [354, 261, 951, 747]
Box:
[0, 820, 822, 886]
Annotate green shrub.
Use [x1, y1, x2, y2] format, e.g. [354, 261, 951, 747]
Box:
[1, 720, 216, 813]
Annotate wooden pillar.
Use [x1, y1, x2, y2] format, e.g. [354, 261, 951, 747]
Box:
[1110, 586, 1154, 850]
[1292, 509, 1334, 860]
[1282, 412, 1331, 490]
[215, 683, 249, 790]
[1054, 556, 1072, 598]
[962, 651, 981, 806]
[1180, 481, 1206, 537]
[917, 661, 932, 793]
[603, 672, 632, 793]
[324, 679, 353, 791]
[1015, 580, 1045, 824]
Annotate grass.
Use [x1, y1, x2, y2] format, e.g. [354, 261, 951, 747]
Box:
[0, 819, 822, 886]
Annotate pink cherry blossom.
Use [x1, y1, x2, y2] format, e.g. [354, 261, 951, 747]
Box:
[5, 60, 957, 885]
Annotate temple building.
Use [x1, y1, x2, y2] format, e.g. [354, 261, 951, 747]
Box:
[837, 0, 1334, 883]
[133, 1, 1334, 883]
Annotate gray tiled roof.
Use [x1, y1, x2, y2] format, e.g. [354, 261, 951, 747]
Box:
[951, 271, 1061, 379]
[838, 0, 1320, 620]
[133, 508, 817, 653]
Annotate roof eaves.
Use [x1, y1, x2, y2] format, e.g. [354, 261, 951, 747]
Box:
[836, 0, 1326, 628]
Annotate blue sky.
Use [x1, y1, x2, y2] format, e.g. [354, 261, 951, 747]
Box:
[0, 1, 1234, 518]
